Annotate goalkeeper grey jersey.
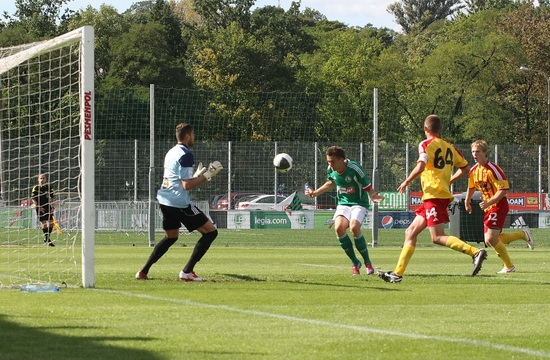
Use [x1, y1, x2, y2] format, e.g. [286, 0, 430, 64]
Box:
[157, 144, 194, 208]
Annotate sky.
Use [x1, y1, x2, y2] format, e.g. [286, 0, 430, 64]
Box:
[3, 0, 401, 31]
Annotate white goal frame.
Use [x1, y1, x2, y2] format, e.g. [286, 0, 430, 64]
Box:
[0, 26, 95, 288]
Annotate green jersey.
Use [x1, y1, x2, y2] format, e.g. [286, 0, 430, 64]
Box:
[326, 159, 373, 208]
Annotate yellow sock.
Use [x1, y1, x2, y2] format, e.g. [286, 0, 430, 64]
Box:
[445, 236, 477, 257]
[499, 231, 525, 245]
[493, 241, 513, 269]
[394, 245, 415, 276]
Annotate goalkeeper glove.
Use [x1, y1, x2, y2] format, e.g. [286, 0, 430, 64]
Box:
[203, 161, 223, 181]
[193, 163, 206, 178]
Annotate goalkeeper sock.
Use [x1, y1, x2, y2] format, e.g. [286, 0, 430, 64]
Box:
[183, 230, 218, 273]
[445, 236, 477, 257]
[394, 244, 415, 276]
[338, 234, 360, 264]
[354, 235, 371, 265]
[141, 236, 178, 273]
[498, 231, 524, 245]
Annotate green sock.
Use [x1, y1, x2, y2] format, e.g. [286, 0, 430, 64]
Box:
[354, 235, 371, 265]
[338, 234, 360, 264]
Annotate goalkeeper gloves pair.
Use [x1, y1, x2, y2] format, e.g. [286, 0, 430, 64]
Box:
[193, 161, 223, 181]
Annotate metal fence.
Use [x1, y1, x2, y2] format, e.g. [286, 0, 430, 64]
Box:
[99, 141, 544, 207]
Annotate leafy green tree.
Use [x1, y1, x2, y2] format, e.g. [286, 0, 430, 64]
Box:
[388, 0, 464, 34]
[189, 3, 315, 92]
[462, 0, 515, 14]
[150, 0, 186, 58]
[299, 27, 388, 141]
[377, 10, 525, 145]
[193, 0, 254, 29]
[104, 22, 188, 87]
[6, 0, 73, 38]
[499, 2, 550, 145]
[0, 22, 37, 46]
[67, 5, 130, 82]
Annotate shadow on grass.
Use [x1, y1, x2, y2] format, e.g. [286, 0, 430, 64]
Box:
[0, 314, 161, 360]
[217, 273, 267, 281]
[219, 273, 403, 291]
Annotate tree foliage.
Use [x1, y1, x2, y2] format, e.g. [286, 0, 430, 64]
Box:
[1, 0, 549, 146]
[388, 0, 464, 34]
[462, 0, 515, 14]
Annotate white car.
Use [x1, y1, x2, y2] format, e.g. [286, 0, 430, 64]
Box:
[236, 194, 316, 210]
[236, 194, 285, 210]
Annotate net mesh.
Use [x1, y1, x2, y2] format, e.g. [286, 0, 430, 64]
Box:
[0, 34, 83, 288]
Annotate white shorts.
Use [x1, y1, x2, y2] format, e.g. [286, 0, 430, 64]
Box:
[333, 205, 367, 223]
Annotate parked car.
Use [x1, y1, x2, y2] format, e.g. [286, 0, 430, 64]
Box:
[237, 194, 316, 210]
[209, 193, 226, 209]
[236, 194, 286, 210]
[216, 192, 263, 210]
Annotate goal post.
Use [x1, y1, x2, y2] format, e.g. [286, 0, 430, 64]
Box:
[0, 26, 95, 289]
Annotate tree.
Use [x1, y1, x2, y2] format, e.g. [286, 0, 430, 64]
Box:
[8, 0, 73, 38]
[193, 0, 254, 29]
[376, 9, 525, 144]
[299, 27, 388, 141]
[105, 22, 188, 87]
[189, 3, 315, 92]
[462, 0, 515, 14]
[67, 5, 130, 82]
[387, 0, 464, 34]
[499, 2, 550, 145]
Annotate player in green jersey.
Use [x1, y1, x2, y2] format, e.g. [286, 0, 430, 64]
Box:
[306, 146, 384, 275]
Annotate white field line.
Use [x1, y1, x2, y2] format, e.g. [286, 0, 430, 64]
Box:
[96, 288, 550, 358]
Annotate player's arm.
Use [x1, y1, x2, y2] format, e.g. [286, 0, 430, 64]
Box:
[464, 186, 476, 214]
[306, 180, 334, 198]
[181, 176, 206, 190]
[30, 187, 38, 207]
[450, 165, 470, 184]
[480, 188, 508, 210]
[397, 159, 425, 194]
[181, 161, 223, 190]
[49, 187, 56, 207]
[367, 188, 385, 203]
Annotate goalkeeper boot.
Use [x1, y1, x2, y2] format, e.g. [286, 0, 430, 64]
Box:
[135, 271, 150, 280]
[179, 271, 206, 282]
[351, 261, 362, 276]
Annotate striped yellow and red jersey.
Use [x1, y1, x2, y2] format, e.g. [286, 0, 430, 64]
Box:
[418, 137, 468, 201]
[468, 161, 510, 211]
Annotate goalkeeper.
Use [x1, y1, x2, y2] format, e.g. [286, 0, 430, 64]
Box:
[136, 123, 223, 281]
[31, 173, 59, 247]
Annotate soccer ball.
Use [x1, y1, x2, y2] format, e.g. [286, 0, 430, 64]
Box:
[273, 153, 293, 173]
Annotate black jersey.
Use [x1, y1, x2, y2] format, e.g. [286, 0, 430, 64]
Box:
[32, 184, 55, 207]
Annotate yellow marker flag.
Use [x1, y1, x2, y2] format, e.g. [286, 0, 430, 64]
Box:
[52, 219, 62, 235]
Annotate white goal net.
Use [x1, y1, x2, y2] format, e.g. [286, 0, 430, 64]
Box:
[0, 26, 95, 289]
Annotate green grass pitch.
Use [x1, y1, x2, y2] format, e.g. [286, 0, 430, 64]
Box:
[1, 228, 549, 359]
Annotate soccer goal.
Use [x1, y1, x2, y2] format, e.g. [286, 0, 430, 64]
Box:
[0, 26, 95, 289]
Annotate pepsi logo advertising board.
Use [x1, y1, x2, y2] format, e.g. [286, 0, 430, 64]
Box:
[378, 212, 415, 229]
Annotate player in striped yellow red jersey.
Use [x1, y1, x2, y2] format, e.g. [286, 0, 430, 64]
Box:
[465, 140, 534, 274]
[378, 115, 487, 283]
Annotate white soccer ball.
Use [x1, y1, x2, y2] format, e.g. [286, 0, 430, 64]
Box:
[273, 153, 293, 173]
